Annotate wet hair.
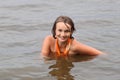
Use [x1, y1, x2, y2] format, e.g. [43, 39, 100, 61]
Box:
[51, 16, 76, 39]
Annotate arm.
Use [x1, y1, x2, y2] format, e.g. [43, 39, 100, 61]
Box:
[75, 40, 103, 56]
[41, 36, 51, 59]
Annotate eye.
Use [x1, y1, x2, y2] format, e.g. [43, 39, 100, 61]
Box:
[65, 30, 70, 33]
[58, 29, 62, 32]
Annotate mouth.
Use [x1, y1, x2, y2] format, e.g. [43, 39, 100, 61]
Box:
[59, 37, 68, 41]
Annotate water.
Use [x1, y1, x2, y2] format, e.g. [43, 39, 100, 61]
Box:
[0, 0, 120, 80]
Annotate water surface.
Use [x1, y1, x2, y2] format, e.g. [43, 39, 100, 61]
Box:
[0, 0, 120, 80]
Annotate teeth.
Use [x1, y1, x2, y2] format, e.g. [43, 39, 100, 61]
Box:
[61, 37, 65, 39]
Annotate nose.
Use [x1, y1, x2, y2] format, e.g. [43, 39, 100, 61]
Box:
[61, 31, 65, 36]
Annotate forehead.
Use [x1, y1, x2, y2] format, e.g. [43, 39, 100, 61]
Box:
[56, 22, 71, 29]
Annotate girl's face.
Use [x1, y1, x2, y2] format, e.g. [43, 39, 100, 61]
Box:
[55, 22, 72, 43]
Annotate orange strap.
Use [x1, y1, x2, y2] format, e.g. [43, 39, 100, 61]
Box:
[55, 38, 72, 57]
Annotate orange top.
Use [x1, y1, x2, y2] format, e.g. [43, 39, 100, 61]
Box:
[55, 38, 72, 58]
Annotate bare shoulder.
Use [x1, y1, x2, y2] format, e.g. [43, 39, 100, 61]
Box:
[44, 35, 53, 40]
[41, 35, 55, 58]
[42, 35, 55, 49]
[71, 39, 81, 46]
[70, 39, 80, 51]
[43, 35, 54, 43]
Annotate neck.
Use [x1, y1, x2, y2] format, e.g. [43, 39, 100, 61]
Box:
[58, 41, 67, 48]
[55, 38, 71, 57]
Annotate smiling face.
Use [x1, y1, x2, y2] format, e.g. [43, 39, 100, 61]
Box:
[52, 16, 75, 40]
[55, 22, 72, 43]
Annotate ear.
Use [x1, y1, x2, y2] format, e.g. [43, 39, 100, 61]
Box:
[71, 31, 73, 35]
[55, 35, 57, 39]
[70, 33, 72, 38]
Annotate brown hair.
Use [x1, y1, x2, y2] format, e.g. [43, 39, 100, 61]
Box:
[51, 16, 76, 38]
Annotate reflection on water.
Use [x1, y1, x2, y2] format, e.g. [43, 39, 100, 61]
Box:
[49, 58, 74, 80]
[48, 55, 96, 80]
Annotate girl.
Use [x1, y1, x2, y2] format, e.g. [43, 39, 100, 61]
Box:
[41, 16, 103, 59]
